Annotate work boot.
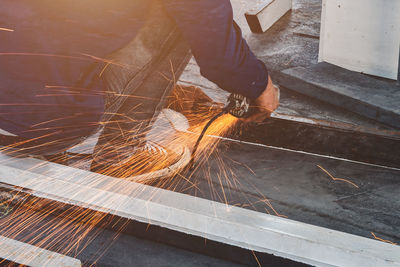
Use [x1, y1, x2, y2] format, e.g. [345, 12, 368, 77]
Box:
[90, 108, 191, 181]
[90, 0, 191, 179]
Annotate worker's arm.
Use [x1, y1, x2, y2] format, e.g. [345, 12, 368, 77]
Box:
[161, 0, 279, 117]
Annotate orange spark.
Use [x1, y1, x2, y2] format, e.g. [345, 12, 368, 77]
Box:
[0, 52, 127, 69]
[0, 52, 88, 61]
[371, 232, 397, 245]
[317, 165, 359, 188]
[0, 27, 14, 32]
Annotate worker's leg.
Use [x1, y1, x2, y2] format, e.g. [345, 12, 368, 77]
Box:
[91, 0, 191, 173]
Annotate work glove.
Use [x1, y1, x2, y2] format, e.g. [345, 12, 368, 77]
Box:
[244, 76, 280, 122]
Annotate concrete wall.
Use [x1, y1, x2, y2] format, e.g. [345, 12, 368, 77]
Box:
[319, 0, 400, 80]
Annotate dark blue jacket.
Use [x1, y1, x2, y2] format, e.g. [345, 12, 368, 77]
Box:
[0, 0, 268, 141]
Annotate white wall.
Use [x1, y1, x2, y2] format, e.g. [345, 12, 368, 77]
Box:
[319, 0, 400, 80]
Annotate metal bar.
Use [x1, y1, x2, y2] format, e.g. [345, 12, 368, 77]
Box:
[0, 235, 81, 267]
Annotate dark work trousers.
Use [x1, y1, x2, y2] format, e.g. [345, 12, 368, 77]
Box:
[91, 1, 191, 167]
[0, 1, 191, 159]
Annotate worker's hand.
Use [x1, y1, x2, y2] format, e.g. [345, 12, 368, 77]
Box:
[244, 76, 280, 123]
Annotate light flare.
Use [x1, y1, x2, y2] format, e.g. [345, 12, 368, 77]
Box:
[0, 27, 14, 32]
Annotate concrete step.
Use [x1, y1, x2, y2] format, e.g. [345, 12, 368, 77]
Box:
[240, 113, 400, 169]
[237, 86, 400, 168]
[277, 62, 400, 129]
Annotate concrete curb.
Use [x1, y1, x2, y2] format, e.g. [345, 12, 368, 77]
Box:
[278, 63, 400, 129]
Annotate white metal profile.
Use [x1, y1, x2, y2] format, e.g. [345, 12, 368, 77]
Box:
[319, 0, 400, 80]
[0, 236, 81, 267]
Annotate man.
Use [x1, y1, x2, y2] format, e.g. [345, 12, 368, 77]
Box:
[0, 0, 279, 173]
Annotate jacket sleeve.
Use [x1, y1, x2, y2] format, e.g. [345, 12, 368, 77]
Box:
[161, 0, 269, 100]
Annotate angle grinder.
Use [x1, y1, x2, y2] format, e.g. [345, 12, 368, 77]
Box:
[225, 93, 257, 118]
[189, 93, 256, 167]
